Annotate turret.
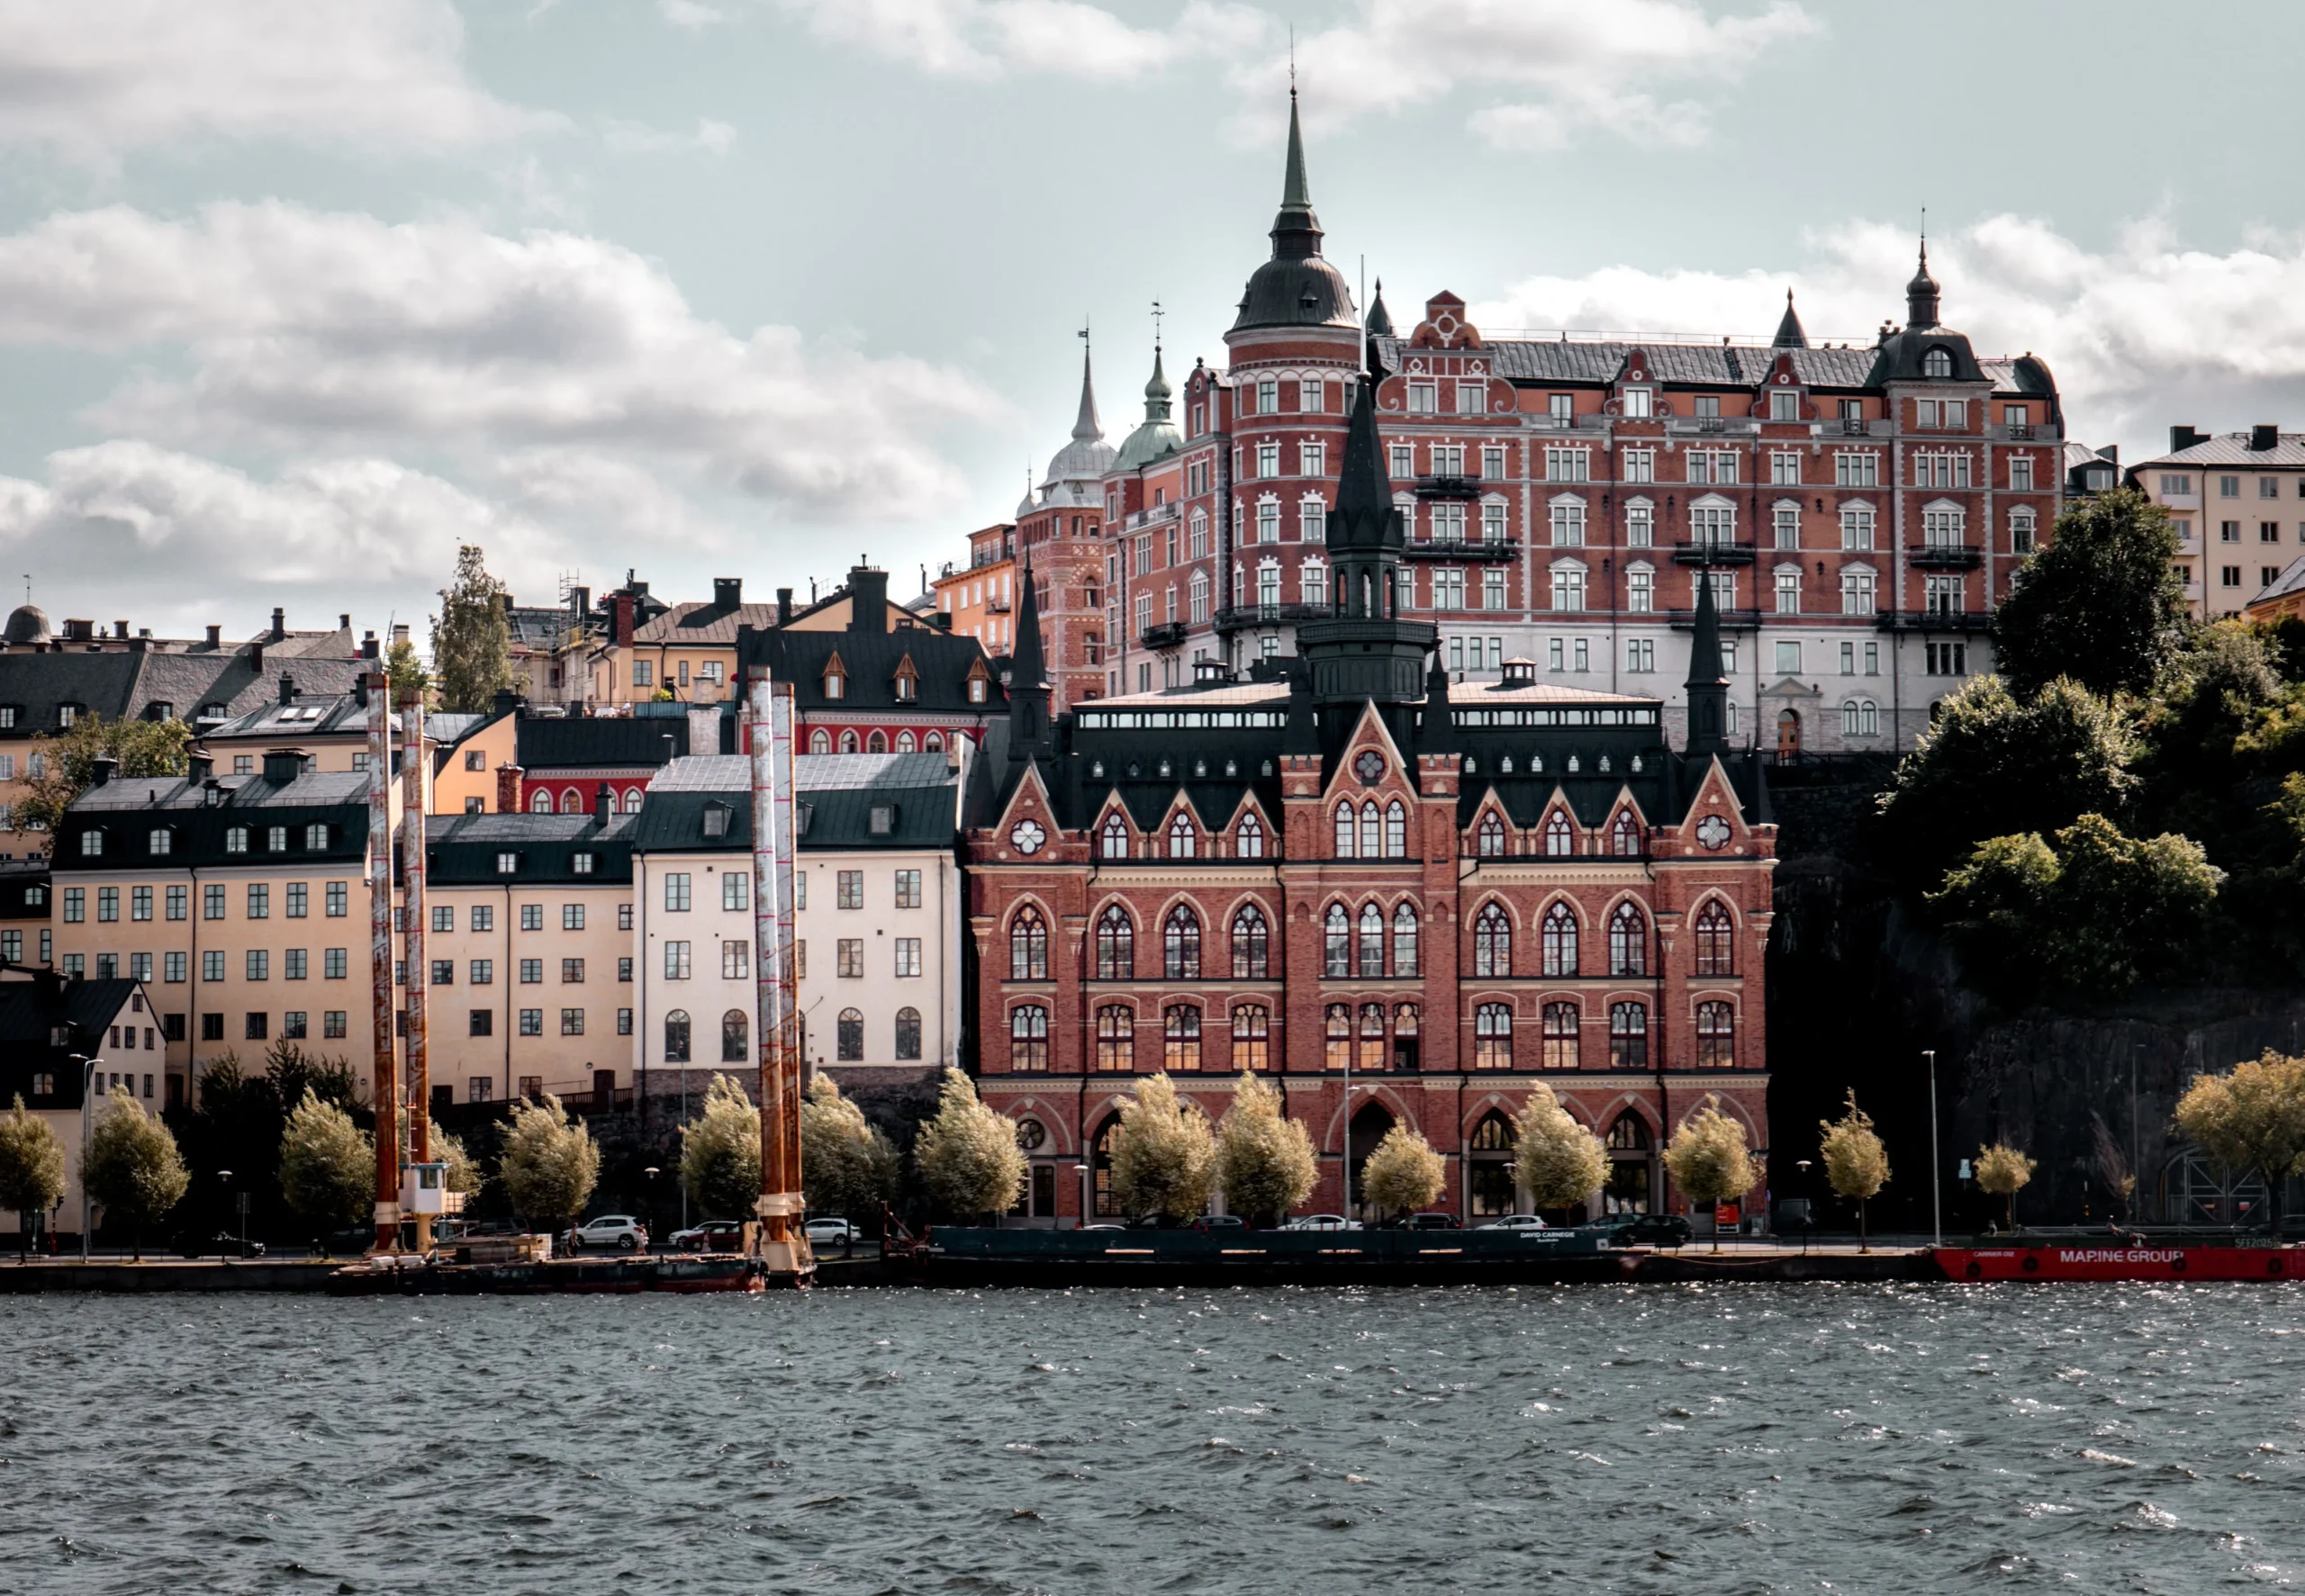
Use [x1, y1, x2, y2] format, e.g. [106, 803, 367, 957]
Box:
[1683, 571, 1731, 757]
[1006, 552, 1052, 762]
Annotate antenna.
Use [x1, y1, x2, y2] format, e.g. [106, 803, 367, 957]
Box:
[1359, 255, 1367, 377]
[1151, 298, 1163, 351]
[1288, 25, 1296, 95]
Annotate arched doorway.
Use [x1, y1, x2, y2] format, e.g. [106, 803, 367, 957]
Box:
[1346, 1098, 1396, 1219]
[1604, 1113, 1654, 1215]
[1092, 1115, 1123, 1218]
[1776, 708, 1801, 757]
[1466, 1109, 1516, 1218]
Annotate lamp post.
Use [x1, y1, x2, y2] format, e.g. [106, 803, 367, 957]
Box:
[1924, 1048, 1942, 1248]
[1794, 1159, 1812, 1256]
[72, 1054, 94, 1260]
[643, 1167, 660, 1252]
[218, 1169, 243, 1259]
[1072, 1162, 1090, 1229]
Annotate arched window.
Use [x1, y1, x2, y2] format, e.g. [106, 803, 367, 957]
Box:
[1606, 1114, 1650, 1150]
[1359, 801, 1381, 859]
[529, 789, 554, 815]
[1357, 902, 1385, 977]
[1324, 903, 1351, 977]
[1359, 1002, 1386, 1069]
[1095, 905, 1134, 979]
[1609, 1001, 1648, 1068]
[1384, 800, 1406, 858]
[838, 729, 860, 754]
[1324, 1004, 1351, 1069]
[1611, 810, 1641, 857]
[721, 1008, 748, 1062]
[1541, 1001, 1579, 1069]
[1474, 1003, 1513, 1069]
[837, 1007, 864, 1060]
[1100, 812, 1130, 859]
[1232, 1004, 1269, 1070]
[895, 730, 916, 753]
[1163, 1005, 1202, 1071]
[1163, 905, 1201, 979]
[1544, 810, 1575, 857]
[1541, 902, 1577, 978]
[1843, 699, 1879, 737]
[1922, 346, 1953, 378]
[1235, 812, 1265, 859]
[866, 730, 888, 754]
[1231, 906, 1269, 979]
[1696, 1001, 1735, 1068]
[1608, 902, 1648, 978]
[562, 789, 583, 816]
[1693, 900, 1734, 977]
[1391, 904, 1419, 978]
[1095, 1005, 1134, 1071]
[664, 1008, 691, 1062]
[1474, 903, 1511, 978]
[1477, 811, 1506, 857]
[1009, 906, 1048, 980]
[894, 1006, 921, 1060]
[925, 731, 944, 752]
[621, 788, 644, 814]
[1011, 1003, 1050, 1070]
[1470, 1111, 1514, 1151]
[1168, 814, 1197, 859]
[809, 729, 830, 754]
[1333, 802, 1356, 858]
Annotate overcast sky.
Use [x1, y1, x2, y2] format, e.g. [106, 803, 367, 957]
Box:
[4, 0, 2304, 643]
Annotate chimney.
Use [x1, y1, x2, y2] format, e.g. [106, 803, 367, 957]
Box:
[278, 672, 295, 705]
[88, 756, 116, 788]
[613, 592, 636, 647]
[392, 623, 410, 646]
[714, 577, 742, 610]
[361, 630, 379, 660]
[113, 620, 128, 640]
[205, 623, 221, 649]
[776, 587, 792, 626]
[2095, 444, 2120, 464]
[2171, 425, 2204, 453]
[2251, 423, 2281, 452]
[269, 607, 286, 642]
[594, 783, 611, 823]
[62, 618, 92, 643]
[261, 749, 302, 784]
[847, 565, 890, 634]
[498, 593, 514, 616]
[339, 613, 351, 631]
[568, 585, 590, 622]
[186, 752, 212, 784]
[353, 674, 367, 708]
[249, 640, 263, 672]
[493, 687, 521, 717]
[495, 763, 523, 814]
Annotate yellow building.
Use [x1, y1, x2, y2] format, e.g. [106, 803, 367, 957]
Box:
[2129, 425, 2305, 618]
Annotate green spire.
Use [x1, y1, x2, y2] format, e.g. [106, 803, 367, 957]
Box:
[1269, 89, 1323, 260]
[1281, 89, 1311, 212]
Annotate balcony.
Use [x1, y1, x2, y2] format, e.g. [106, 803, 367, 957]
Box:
[1403, 537, 1522, 562]
[1670, 540, 1758, 567]
[1138, 622, 1189, 650]
[1907, 544, 1984, 571]
[1876, 608, 1993, 635]
[1413, 474, 1484, 499]
[984, 596, 1012, 614]
[1663, 607, 1758, 631]
[1836, 418, 1867, 437]
[1667, 416, 1758, 437]
[1213, 603, 1326, 633]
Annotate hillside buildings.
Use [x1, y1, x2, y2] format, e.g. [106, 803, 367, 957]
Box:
[2128, 425, 2305, 619]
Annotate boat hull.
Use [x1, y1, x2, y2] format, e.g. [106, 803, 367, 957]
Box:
[1935, 1245, 2298, 1282]
[326, 1253, 767, 1296]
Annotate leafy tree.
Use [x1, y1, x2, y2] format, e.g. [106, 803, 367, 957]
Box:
[277, 1089, 373, 1241]
[1993, 486, 2190, 700]
[15, 713, 192, 832]
[1108, 1072, 1216, 1224]
[1662, 1096, 1762, 1250]
[1360, 1123, 1445, 1218]
[435, 1130, 483, 1198]
[1818, 1091, 1890, 1251]
[1214, 1072, 1315, 1228]
[1877, 675, 2137, 893]
[800, 1074, 899, 1220]
[912, 1068, 1025, 1221]
[680, 1074, 762, 1221]
[2174, 1050, 2305, 1231]
[384, 635, 429, 704]
[1512, 1082, 1608, 1213]
[82, 1087, 189, 1258]
[431, 544, 516, 713]
[500, 1094, 600, 1236]
[1974, 1143, 2036, 1231]
[0, 1096, 66, 1257]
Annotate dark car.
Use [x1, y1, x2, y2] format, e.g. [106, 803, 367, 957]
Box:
[1612, 1213, 1695, 1248]
[1380, 1212, 1460, 1231]
[174, 1231, 264, 1260]
[1191, 1214, 1245, 1232]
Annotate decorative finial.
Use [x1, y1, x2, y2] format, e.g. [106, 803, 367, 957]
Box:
[1151, 298, 1163, 351]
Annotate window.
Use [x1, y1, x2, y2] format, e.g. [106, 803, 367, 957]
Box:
[836, 938, 863, 978]
[520, 957, 543, 983]
[166, 884, 187, 922]
[96, 886, 117, 923]
[1010, 906, 1047, 979]
[1842, 698, 1880, 737]
[1358, 801, 1380, 859]
[1162, 1005, 1202, 1071]
[664, 873, 691, 912]
[1095, 906, 1134, 979]
[1332, 801, 1355, 859]
[836, 870, 863, 910]
[1167, 814, 1197, 859]
[1377, 799, 1406, 860]
[884, 1005, 918, 1061]
[1544, 811, 1574, 857]
[1392, 904, 1419, 978]
[1610, 1002, 1649, 1069]
[1408, 380, 1436, 414]
[1235, 813, 1264, 859]
[890, 936, 920, 978]
[1625, 565, 1655, 614]
[664, 942, 691, 979]
[1475, 1004, 1513, 1069]
[1541, 1002, 1579, 1070]
[1550, 566, 1586, 612]
[246, 951, 269, 981]
[2011, 508, 2038, 555]
[284, 949, 308, 981]
[1545, 447, 1589, 482]
[1541, 902, 1578, 977]
[430, 904, 454, 933]
[1224, 905, 1268, 980]
[1549, 500, 1586, 547]
[1696, 1001, 1736, 1068]
[664, 1009, 690, 1060]
[998, 1002, 1048, 1071]
[1474, 903, 1511, 977]
[1324, 903, 1351, 978]
[559, 1007, 584, 1037]
[1230, 1005, 1270, 1071]
[163, 951, 185, 983]
[1162, 905, 1200, 979]
[1353, 902, 1385, 978]
[1611, 811, 1641, 857]
[1840, 569, 1876, 616]
[558, 901, 585, 932]
[1477, 812, 1506, 858]
[1100, 813, 1129, 859]
[203, 950, 225, 982]
[889, 868, 921, 910]
[1096, 1005, 1134, 1071]
[1693, 900, 1735, 975]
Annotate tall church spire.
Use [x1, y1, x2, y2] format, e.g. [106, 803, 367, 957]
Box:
[1269, 89, 1323, 262]
[1071, 332, 1102, 442]
[1683, 571, 1730, 757]
[1007, 551, 1051, 761]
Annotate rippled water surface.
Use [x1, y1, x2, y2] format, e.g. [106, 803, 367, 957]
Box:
[6, 1283, 2305, 1593]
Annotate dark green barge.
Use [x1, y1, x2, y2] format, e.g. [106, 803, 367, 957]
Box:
[903, 1225, 1636, 1287]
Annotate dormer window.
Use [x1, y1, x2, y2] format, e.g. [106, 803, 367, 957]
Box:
[573, 852, 595, 875]
[496, 852, 518, 874]
[149, 829, 171, 855]
[821, 653, 846, 700]
[57, 704, 79, 727]
[892, 654, 919, 702]
[80, 828, 103, 858]
[304, 824, 329, 849]
[701, 802, 730, 839]
[1099, 813, 1128, 859]
[1922, 347, 1954, 379]
[267, 825, 288, 852]
[869, 804, 895, 835]
[1621, 388, 1651, 419]
[1769, 390, 1798, 422]
[225, 826, 249, 853]
[199, 703, 227, 722]
[1501, 658, 1536, 686]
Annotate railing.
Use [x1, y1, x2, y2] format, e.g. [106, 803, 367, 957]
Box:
[1662, 606, 1759, 630]
[1907, 545, 1984, 571]
[1403, 537, 1522, 561]
[1413, 474, 1484, 499]
[1667, 417, 1758, 437]
[1213, 603, 1326, 633]
[1669, 540, 1758, 566]
[1838, 418, 1867, 437]
[1875, 608, 1993, 634]
[983, 596, 1012, 613]
[1138, 622, 1189, 649]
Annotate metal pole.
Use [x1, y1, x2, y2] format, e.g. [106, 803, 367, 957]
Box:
[401, 693, 432, 1253]
[2130, 1040, 2140, 1222]
[1341, 1033, 1351, 1222]
[1926, 1048, 1941, 1247]
[366, 672, 400, 1252]
[749, 673, 809, 1281]
[77, 1056, 94, 1259]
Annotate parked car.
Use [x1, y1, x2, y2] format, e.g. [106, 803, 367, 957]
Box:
[1611, 1213, 1695, 1249]
[1280, 1213, 1360, 1231]
[1383, 1212, 1459, 1231]
[565, 1214, 648, 1253]
[669, 1221, 744, 1253]
[804, 1217, 861, 1247]
[1478, 1214, 1550, 1231]
[174, 1231, 264, 1259]
[1191, 1214, 1245, 1231]
[1080, 1222, 1125, 1231]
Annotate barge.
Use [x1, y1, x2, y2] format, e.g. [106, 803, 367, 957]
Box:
[1935, 1234, 2299, 1283]
[897, 1224, 1637, 1286]
[325, 1252, 762, 1296]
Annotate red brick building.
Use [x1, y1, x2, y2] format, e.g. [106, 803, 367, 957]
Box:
[965, 353, 1776, 1227]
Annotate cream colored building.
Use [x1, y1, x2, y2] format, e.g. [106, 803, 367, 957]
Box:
[2130, 424, 2305, 618]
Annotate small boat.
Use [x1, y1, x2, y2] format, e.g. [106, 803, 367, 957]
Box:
[326, 1252, 763, 1296]
[1935, 1237, 2298, 1283]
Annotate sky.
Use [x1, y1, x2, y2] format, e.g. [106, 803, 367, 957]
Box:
[5, 0, 2305, 645]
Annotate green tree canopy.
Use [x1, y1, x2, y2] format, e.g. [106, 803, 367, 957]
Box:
[500, 1095, 600, 1233]
[1993, 486, 2191, 700]
[1818, 1091, 1890, 1250]
[680, 1074, 762, 1221]
[83, 1087, 189, 1258]
[431, 544, 517, 713]
[1662, 1096, 1762, 1249]
[384, 635, 429, 705]
[2174, 1050, 2305, 1230]
[15, 713, 192, 832]
[0, 1096, 67, 1249]
[1974, 1142, 2037, 1229]
[1512, 1082, 1609, 1212]
[800, 1074, 899, 1219]
[1108, 1072, 1216, 1223]
[277, 1089, 373, 1235]
[1360, 1123, 1446, 1216]
[912, 1069, 1026, 1221]
[1214, 1072, 1316, 1228]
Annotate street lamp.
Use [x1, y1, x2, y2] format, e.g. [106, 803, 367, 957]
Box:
[1071, 1162, 1090, 1229]
[217, 1169, 245, 1259]
[644, 1167, 661, 1251]
[1794, 1159, 1812, 1256]
[1924, 1049, 1942, 1247]
[71, 1054, 94, 1260]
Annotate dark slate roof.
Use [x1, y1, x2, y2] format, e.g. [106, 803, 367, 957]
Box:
[134, 648, 366, 727]
[738, 626, 1004, 716]
[515, 714, 690, 771]
[628, 753, 962, 853]
[0, 861, 49, 922]
[203, 688, 373, 743]
[0, 651, 141, 737]
[2135, 430, 2305, 469]
[1378, 334, 2043, 397]
[506, 605, 566, 651]
[56, 769, 375, 872]
[424, 810, 637, 884]
[0, 974, 142, 1110]
[2251, 554, 2305, 608]
[634, 600, 783, 646]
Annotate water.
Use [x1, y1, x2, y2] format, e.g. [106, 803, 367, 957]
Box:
[5, 1284, 2303, 1594]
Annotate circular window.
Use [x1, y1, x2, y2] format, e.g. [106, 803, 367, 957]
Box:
[1016, 1117, 1047, 1152]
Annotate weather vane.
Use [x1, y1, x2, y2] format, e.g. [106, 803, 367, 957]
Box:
[1151, 299, 1164, 350]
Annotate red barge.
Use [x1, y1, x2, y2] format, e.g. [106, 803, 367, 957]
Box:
[1935, 1241, 2299, 1282]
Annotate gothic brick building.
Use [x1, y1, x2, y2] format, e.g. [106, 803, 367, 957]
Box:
[964, 350, 1776, 1227]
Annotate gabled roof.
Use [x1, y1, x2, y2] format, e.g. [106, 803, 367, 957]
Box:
[423, 810, 637, 884]
[633, 600, 785, 646]
[2134, 430, 2305, 469]
[0, 651, 141, 735]
[740, 626, 1005, 716]
[203, 689, 373, 743]
[133, 650, 365, 727]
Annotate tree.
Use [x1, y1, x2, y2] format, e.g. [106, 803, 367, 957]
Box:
[431, 544, 516, 713]
[680, 1074, 762, 1221]
[1993, 486, 2191, 700]
[500, 1095, 600, 1237]
[1818, 1091, 1891, 1252]
[1662, 1096, 1763, 1251]
[1512, 1082, 1608, 1213]
[384, 634, 429, 705]
[1214, 1072, 1316, 1228]
[2174, 1050, 2305, 1231]
[435, 1130, 483, 1199]
[15, 713, 192, 832]
[800, 1074, 899, 1220]
[0, 1096, 66, 1258]
[912, 1069, 1026, 1221]
[277, 1089, 373, 1243]
[1107, 1072, 1216, 1224]
[81, 1087, 189, 1258]
[1360, 1123, 1445, 1218]
[1974, 1143, 2037, 1231]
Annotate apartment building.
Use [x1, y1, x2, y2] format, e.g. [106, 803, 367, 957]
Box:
[2128, 425, 2305, 618]
[0, 970, 158, 1235]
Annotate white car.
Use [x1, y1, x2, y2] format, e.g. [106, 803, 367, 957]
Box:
[804, 1217, 861, 1247]
[1478, 1214, 1550, 1231]
[1281, 1213, 1361, 1231]
[565, 1214, 648, 1253]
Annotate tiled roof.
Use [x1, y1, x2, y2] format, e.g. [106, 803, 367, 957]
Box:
[68, 769, 371, 812]
[1384, 334, 2040, 395]
[0, 651, 142, 735]
[634, 600, 785, 646]
[741, 626, 1005, 716]
[133, 650, 365, 726]
[203, 690, 371, 742]
[650, 754, 750, 792]
[2134, 432, 2305, 469]
[2250, 555, 2305, 607]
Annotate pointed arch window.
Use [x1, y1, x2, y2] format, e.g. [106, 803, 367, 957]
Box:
[866, 729, 888, 754]
[895, 729, 916, 753]
[1384, 800, 1406, 858]
[1163, 1005, 1202, 1071]
[1544, 810, 1575, 857]
[1611, 810, 1641, 857]
[1095, 906, 1134, 979]
[839, 729, 860, 754]
[1391, 904, 1419, 978]
[1324, 1004, 1351, 1069]
[1477, 811, 1507, 857]
[1100, 812, 1130, 860]
[1359, 1002, 1387, 1070]
[1009, 906, 1048, 980]
[1606, 1113, 1650, 1151]
[1168, 814, 1198, 859]
[1235, 812, 1264, 859]
[809, 729, 830, 754]
[1693, 900, 1735, 977]
[1541, 1001, 1579, 1069]
[1609, 1001, 1648, 1069]
[1359, 801, 1381, 858]
[1541, 902, 1578, 978]
[1695, 1000, 1735, 1068]
[1096, 1005, 1134, 1071]
[1474, 903, 1512, 978]
[1333, 802, 1356, 858]
[1010, 1003, 1050, 1071]
[1474, 1003, 1513, 1069]
[1357, 903, 1385, 977]
[1608, 902, 1648, 978]
[1231, 905, 1269, 979]
[1163, 905, 1201, 979]
[1232, 1004, 1270, 1070]
[1470, 1112, 1514, 1151]
[1324, 904, 1351, 978]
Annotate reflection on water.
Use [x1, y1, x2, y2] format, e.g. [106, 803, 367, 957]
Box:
[7, 1283, 2303, 1593]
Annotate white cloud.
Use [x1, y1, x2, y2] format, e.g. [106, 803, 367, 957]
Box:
[775, 0, 1262, 82]
[603, 117, 737, 156]
[0, 202, 1002, 520]
[659, 0, 727, 27]
[1468, 215, 2305, 450]
[0, 0, 557, 159]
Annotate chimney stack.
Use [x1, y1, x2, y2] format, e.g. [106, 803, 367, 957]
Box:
[270, 607, 286, 642]
[113, 620, 128, 640]
[2251, 423, 2281, 452]
[88, 757, 116, 788]
[361, 630, 379, 660]
[496, 763, 524, 814]
[714, 577, 742, 609]
[339, 613, 351, 631]
[776, 587, 792, 626]
[278, 672, 295, 705]
[594, 783, 611, 823]
[613, 592, 636, 647]
[2171, 425, 2205, 453]
[250, 640, 264, 672]
[846, 565, 890, 634]
[186, 752, 212, 784]
[205, 623, 221, 649]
